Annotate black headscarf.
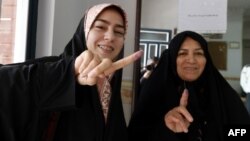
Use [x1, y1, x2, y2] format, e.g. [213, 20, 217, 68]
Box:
[128, 31, 250, 141]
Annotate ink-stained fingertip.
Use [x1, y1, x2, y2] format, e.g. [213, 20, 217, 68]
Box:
[134, 50, 143, 60]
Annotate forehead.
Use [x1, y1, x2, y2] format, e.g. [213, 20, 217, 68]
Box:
[84, 4, 127, 38]
[95, 8, 125, 25]
[180, 37, 202, 48]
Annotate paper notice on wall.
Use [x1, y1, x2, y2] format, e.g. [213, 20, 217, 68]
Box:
[178, 0, 227, 33]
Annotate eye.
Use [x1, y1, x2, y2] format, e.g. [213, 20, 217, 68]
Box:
[177, 51, 187, 56]
[114, 28, 125, 37]
[94, 25, 105, 30]
[195, 51, 205, 56]
[114, 31, 124, 36]
[92, 21, 107, 31]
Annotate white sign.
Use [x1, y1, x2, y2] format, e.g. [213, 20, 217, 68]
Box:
[178, 0, 227, 33]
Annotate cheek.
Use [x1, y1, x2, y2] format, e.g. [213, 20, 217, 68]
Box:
[117, 38, 124, 47]
[86, 39, 91, 49]
[86, 31, 102, 46]
[199, 59, 206, 72]
[86, 34, 95, 49]
[176, 59, 183, 77]
[115, 39, 124, 50]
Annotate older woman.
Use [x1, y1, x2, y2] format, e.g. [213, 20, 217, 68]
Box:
[128, 31, 250, 141]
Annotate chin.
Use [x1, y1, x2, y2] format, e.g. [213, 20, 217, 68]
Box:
[183, 76, 198, 82]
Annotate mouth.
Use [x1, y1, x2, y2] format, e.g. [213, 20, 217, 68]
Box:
[98, 45, 114, 51]
[183, 67, 197, 72]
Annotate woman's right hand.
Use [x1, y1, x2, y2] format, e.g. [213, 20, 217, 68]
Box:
[74, 50, 143, 86]
[164, 89, 193, 133]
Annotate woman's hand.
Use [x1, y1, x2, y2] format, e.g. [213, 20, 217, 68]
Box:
[74, 50, 143, 86]
[164, 89, 193, 133]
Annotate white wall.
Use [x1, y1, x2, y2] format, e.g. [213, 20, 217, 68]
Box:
[220, 8, 244, 93]
[243, 17, 250, 66]
[141, 0, 178, 38]
[36, 0, 55, 58]
[221, 8, 243, 76]
[52, 0, 86, 56]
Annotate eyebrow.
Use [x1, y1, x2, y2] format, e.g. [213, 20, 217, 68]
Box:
[95, 19, 125, 29]
[179, 48, 203, 51]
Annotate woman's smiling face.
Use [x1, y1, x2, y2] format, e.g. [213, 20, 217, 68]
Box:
[86, 8, 125, 61]
[176, 37, 207, 82]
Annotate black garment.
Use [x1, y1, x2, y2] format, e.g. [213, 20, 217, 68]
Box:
[0, 57, 75, 141]
[128, 31, 250, 141]
[0, 16, 127, 141]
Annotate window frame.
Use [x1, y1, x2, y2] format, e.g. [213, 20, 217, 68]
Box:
[13, 0, 29, 63]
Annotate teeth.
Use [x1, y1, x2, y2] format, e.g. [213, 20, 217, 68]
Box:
[99, 45, 113, 51]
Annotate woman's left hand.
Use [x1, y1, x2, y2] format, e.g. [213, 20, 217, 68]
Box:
[164, 89, 193, 133]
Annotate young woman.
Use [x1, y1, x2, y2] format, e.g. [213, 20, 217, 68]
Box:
[0, 3, 142, 141]
[53, 3, 131, 141]
[128, 31, 250, 141]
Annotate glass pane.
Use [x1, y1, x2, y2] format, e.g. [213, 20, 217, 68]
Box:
[140, 29, 170, 42]
[159, 44, 168, 56]
[140, 43, 147, 67]
[0, 0, 16, 64]
[148, 43, 158, 59]
[0, 0, 28, 64]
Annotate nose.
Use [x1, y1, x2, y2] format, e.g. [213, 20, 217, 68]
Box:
[186, 54, 196, 63]
[104, 29, 115, 41]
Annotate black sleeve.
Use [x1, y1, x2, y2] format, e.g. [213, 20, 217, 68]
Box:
[0, 57, 76, 140]
[0, 57, 76, 110]
[128, 114, 180, 141]
[35, 58, 76, 110]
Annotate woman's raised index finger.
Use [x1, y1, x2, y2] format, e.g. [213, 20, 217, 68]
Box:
[104, 50, 143, 75]
[180, 88, 189, 107]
